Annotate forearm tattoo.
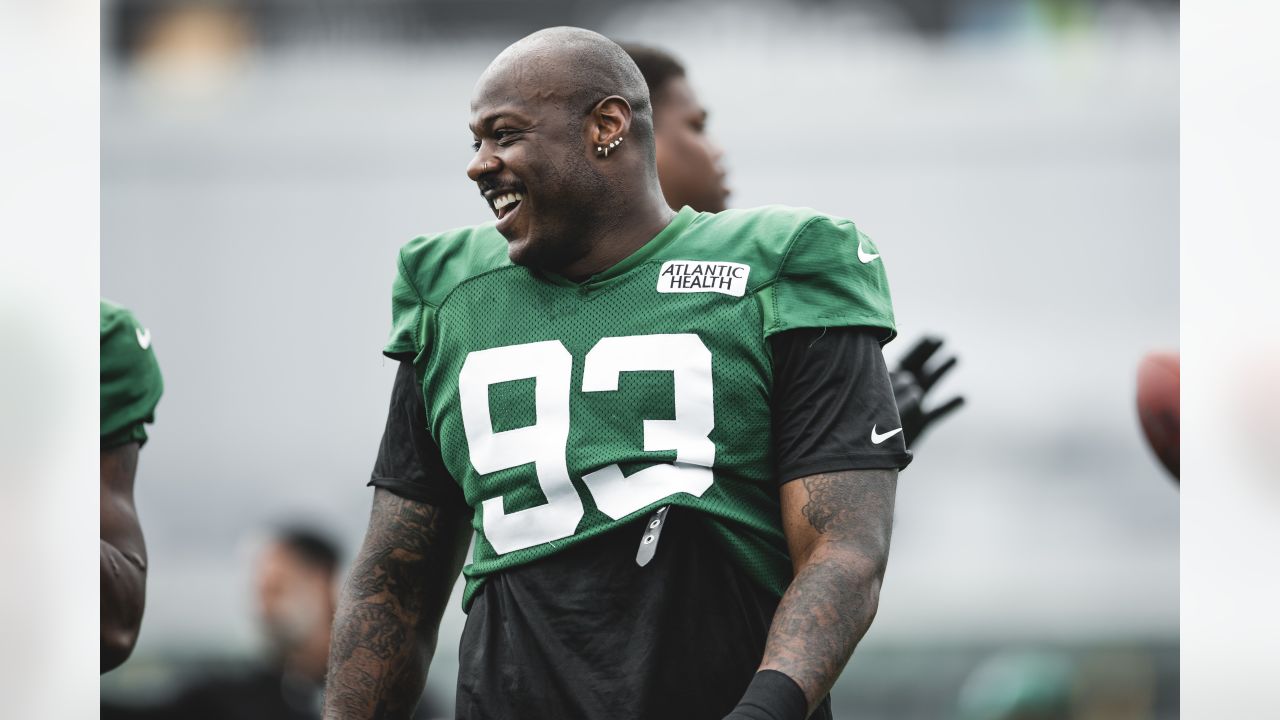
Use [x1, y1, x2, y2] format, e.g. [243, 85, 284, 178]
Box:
[324, 490, 458, 719]
[760, 469, 897, 712]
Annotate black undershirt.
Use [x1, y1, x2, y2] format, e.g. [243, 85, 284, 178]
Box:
[371, 327, 910, 720]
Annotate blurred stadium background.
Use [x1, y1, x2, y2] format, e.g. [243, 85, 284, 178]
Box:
[100, 0, 1178, 718]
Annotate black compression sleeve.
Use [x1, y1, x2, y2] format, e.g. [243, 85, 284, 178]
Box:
[722, 670, 808, 720]
[771, 327, 913, 485]
[367, 361, 465, 508]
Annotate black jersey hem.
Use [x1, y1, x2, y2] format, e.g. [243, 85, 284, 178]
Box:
[776, 450, 912, 486]
[368, 475, 466, 510]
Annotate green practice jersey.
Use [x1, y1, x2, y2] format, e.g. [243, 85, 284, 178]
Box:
[101, 300, 164, 449]
[386, 205, 897, 610]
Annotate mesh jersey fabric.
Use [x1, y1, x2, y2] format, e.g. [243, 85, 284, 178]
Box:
[384, 205, 899, 610]
[368, 327, 903, 719]
[101, 300, 164, 449]
[371, 326, 912, 507]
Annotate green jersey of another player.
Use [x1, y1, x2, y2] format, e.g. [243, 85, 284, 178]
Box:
[100, 300, 163, 672]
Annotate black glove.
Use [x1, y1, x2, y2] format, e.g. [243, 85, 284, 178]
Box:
[721, 670, 808, 720]
[891, 335, 965, 448]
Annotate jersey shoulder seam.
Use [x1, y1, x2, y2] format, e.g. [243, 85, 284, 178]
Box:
[774, 214, 829, 285]
[396, 244, 432, 308]
[398, 226, 509, 309]
[742, 213, 827, 297]
[421, 265, 528, 373]
[433, 265, 528, 316]
[763, 214, 827, 326]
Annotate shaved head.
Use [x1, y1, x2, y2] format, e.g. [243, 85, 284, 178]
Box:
[466, 27, 675, 279]
[475, 27, 655, 157]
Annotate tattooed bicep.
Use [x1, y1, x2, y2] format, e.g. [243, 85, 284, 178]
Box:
[367, 489, 450, 554]
[781, 469, 898, 564]
[797, 469, 896, 534]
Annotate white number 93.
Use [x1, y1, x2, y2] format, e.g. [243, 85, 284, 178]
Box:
[458, 334, 715, 555]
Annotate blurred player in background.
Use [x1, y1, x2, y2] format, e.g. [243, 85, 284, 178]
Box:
[327, 27, 911, 720]
[620, 43, 964, 446]
[155, 527, 344, 720]
[101, 300, 164, 673]
[243, 527, 342, 719]
[103, 526, 441, 720]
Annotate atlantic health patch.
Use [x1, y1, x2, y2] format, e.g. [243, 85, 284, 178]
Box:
[656, 260, 750, 297]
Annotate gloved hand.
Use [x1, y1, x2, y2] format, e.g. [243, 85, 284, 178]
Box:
[891, 335, 965, 448]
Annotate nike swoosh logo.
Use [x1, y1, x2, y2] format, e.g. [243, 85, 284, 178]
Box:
[857, 242, 880, 264]
[136, 327, 152, 349]
[871, 425, 902, 445]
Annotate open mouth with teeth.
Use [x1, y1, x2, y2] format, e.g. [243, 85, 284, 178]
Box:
[491, 191, 524, 221]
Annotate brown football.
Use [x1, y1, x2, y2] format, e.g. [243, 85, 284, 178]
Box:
[1136, 352, 1179, 480]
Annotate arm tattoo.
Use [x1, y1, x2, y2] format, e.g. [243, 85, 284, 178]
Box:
[324, 490, 467, 719]
[760, 469, 897, 713]
[800, 475, 848, 534]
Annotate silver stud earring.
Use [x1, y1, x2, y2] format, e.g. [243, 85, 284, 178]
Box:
[597, 137, 624, 158]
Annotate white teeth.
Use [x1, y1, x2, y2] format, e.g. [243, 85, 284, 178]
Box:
[493, 192, 523, 211]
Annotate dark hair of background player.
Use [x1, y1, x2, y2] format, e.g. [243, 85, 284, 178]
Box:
[275, 525, 341, 576]
[619, 42, 731, 213]
[623, 44, 688, 100]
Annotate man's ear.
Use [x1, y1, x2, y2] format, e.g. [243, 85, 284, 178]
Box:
[589, 95, 633, 147]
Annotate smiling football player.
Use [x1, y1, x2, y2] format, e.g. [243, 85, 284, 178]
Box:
[325, 27, 912, 720]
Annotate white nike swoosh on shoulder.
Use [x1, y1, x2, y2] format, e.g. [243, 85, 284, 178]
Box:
[136, 327, 152, 349]
[870, 425, 902, 444]
[857, 242, 880, 264]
